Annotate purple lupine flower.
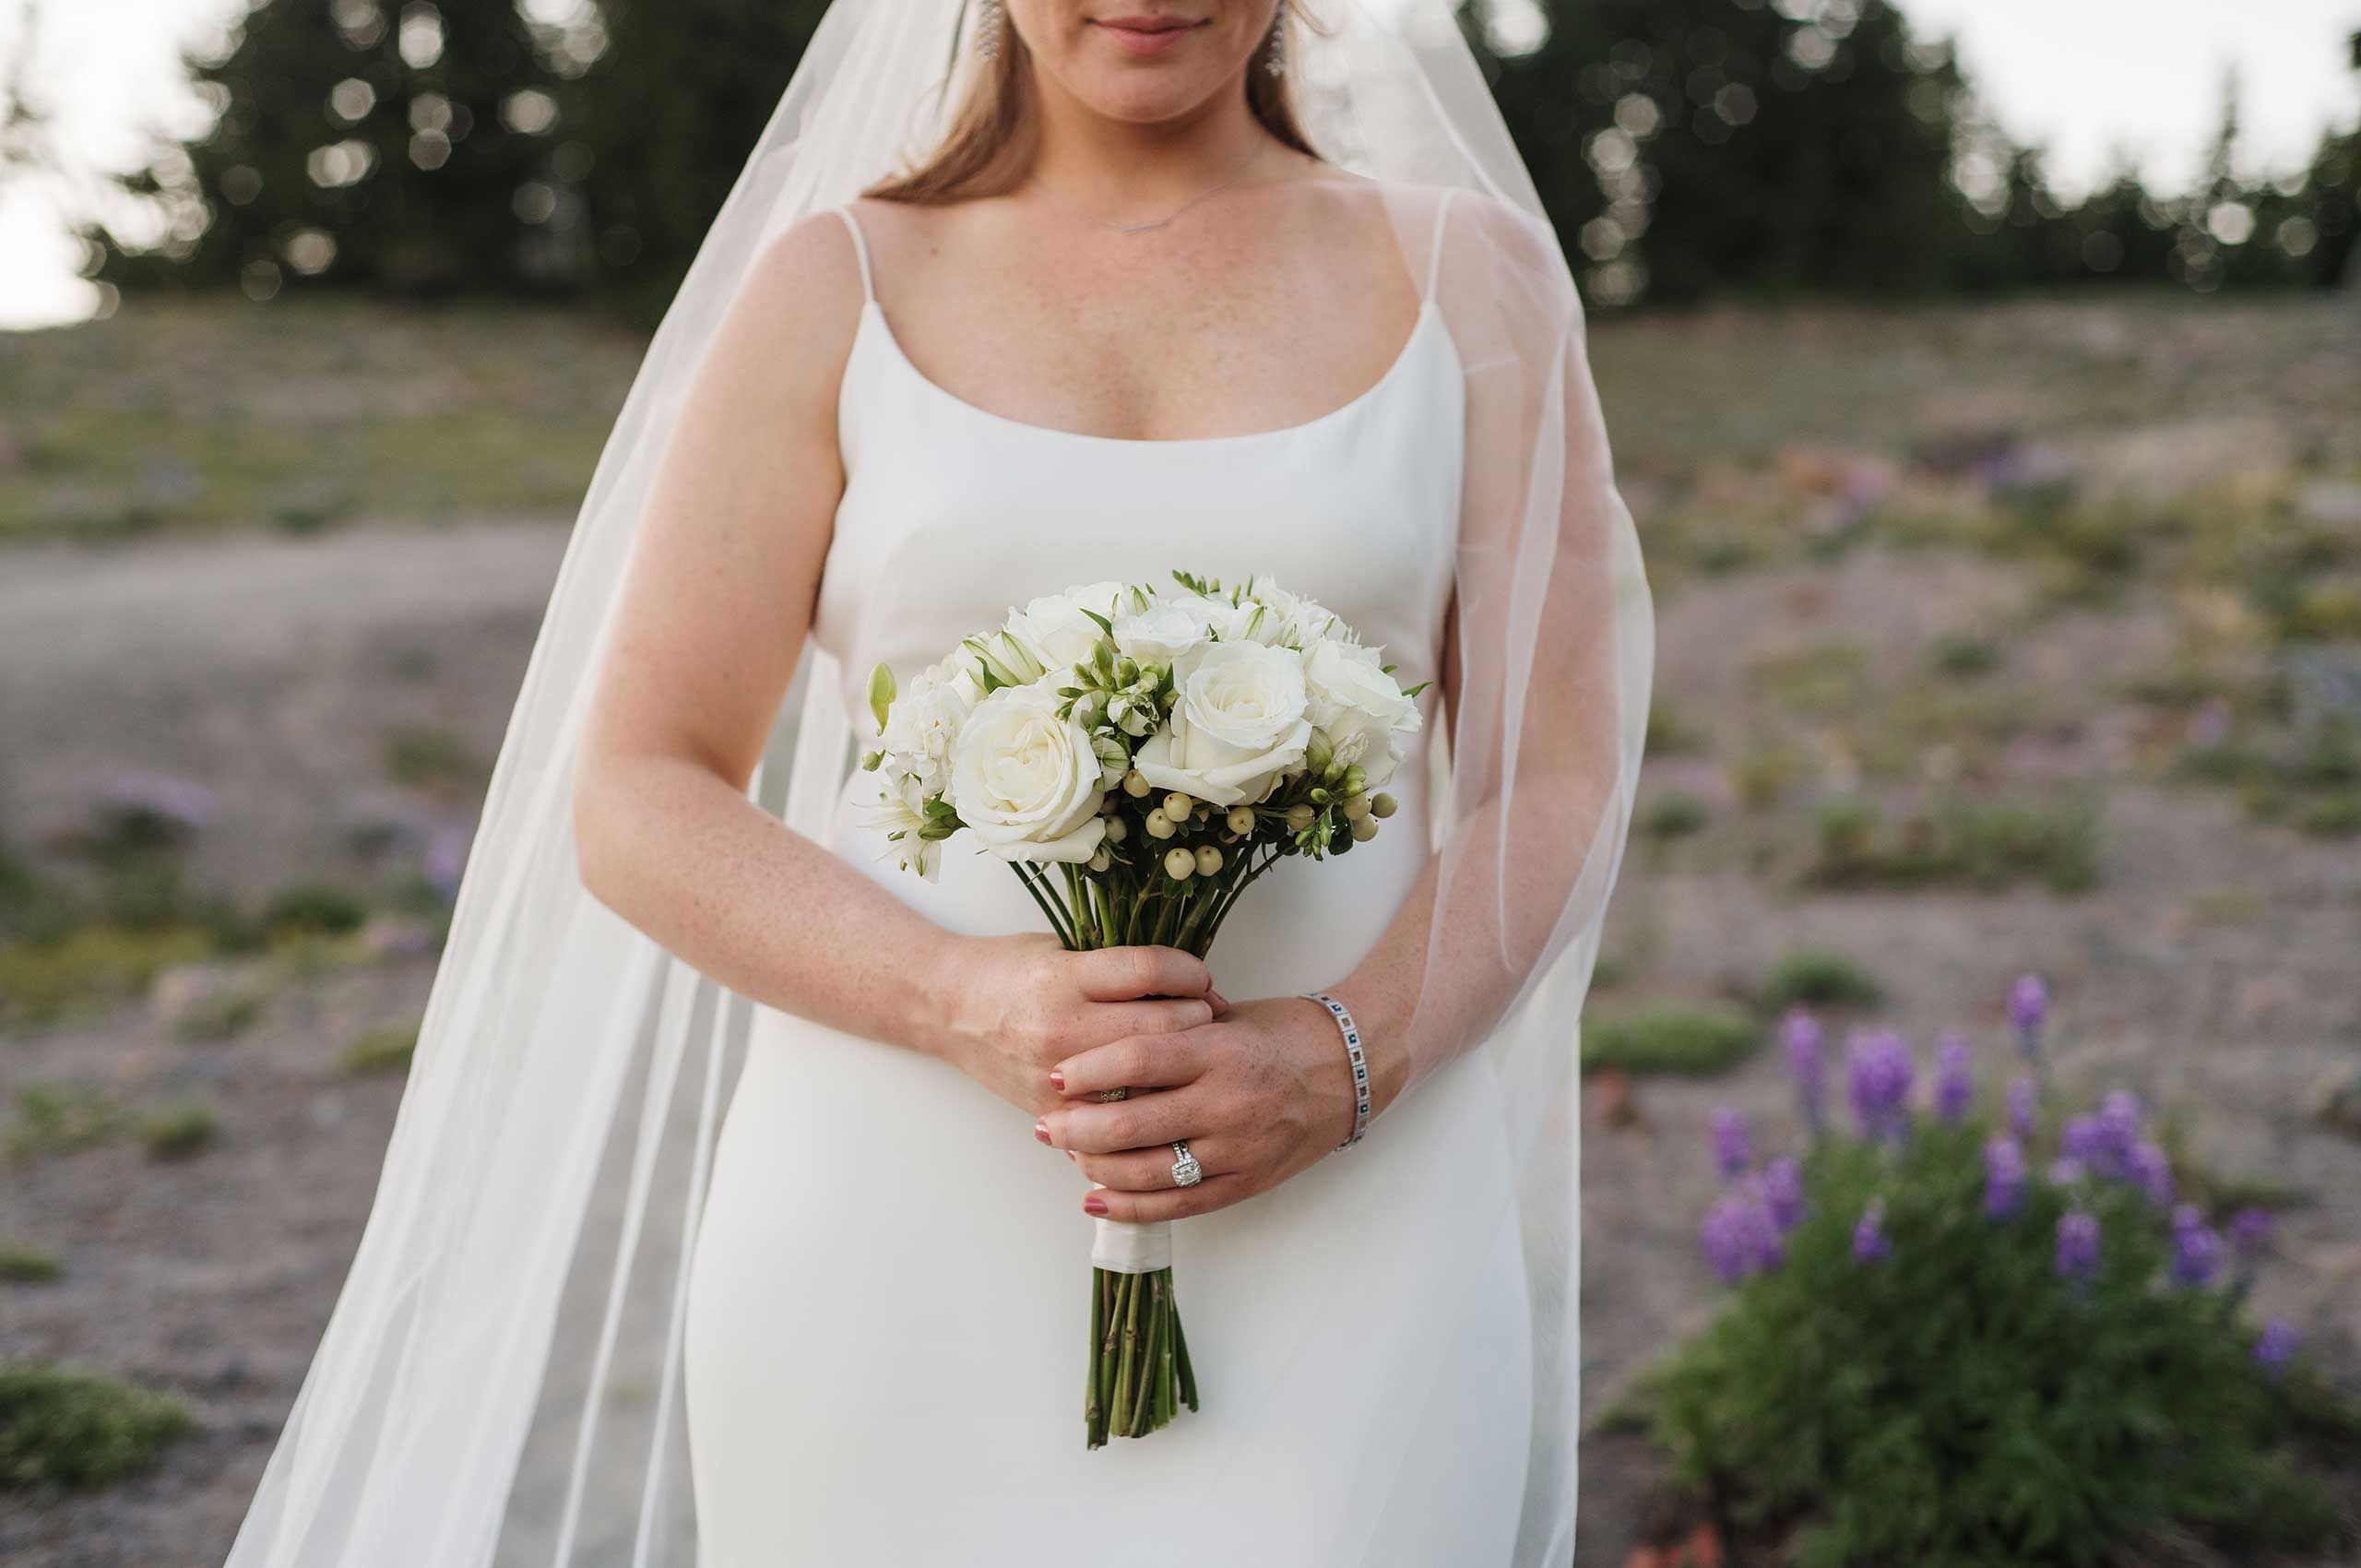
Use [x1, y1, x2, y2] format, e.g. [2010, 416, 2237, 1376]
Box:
[2008, 972, 2048, 1060]
[1853, 1198, 1892, 1264]
[1699, 1187, 1783, 1283]
[2055, 1210, 2101, 1279]
[1846, 1028, 1916, 1143]
[1932, 1033, 1975, 1123]
[2060, 1114, 2109, 1169]
[1763, 1157, 1807, 1232]
[1708, 1108, 1751, 1182]
[2126, 1141, 2173, 1206]
[2171, 1223, 2225, 1288]
[2049, 1157, 2086, 1187]
[2005, 1075, 2039, 1141]
[2098, 1091, 2142, 1159]
[1782, 1008, 1827, 1137]
[2255, 1318, 2299, 1380]
[2229, 1208, 2274, 1265]
[1985, 1135, 2028, 1218]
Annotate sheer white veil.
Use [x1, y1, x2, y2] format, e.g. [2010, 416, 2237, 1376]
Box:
[221, 2, 1652, 1563]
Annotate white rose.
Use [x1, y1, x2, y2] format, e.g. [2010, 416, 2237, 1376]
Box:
[1110, 600, 1209, 668]
[1303, 638, 1422, 790]
[1130, 640, 1311, 807]
[1004, 581, 1130, 674]
[947, 684, 1109, 863]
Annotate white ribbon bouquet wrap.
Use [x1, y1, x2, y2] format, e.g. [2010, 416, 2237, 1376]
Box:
[861, 572, 1427, 1446]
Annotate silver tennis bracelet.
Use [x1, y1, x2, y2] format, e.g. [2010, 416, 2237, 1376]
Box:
[1303, 992, 1371, 1150]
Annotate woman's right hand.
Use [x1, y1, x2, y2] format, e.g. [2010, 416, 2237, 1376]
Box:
[930, 933, 1221, 1121]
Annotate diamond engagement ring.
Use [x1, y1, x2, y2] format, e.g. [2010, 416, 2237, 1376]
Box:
[1097, 1087, 1129, 1103]
[1169, 1141, 1204, 1188]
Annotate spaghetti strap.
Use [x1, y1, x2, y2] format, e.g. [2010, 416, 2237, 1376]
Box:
[834, 204, 875, 303]
[1423, 186, 1455, 304]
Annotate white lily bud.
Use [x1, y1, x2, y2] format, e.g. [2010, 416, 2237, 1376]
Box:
[1164, 847, 1195, 880]
[1103, 815, 1129, 843]
[1087, 847, 1112, 873]
[1370, 792, 1399, 819]
[1226, 806, 1255, 836]
[1145, 809, 1175, 840]
[1285, 803, 1315, 832]
[1122, 768, 1151, 798]
[1164, 792, 1193, 822]
[1193, 846, 1222, 875]
[1351, 814, 1379, 842]
[1344, 793, 1370, 822]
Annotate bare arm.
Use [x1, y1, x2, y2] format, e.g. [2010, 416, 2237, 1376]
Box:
[572, 208, 1214, 1116]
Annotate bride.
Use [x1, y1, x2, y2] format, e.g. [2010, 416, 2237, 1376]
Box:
[223, 3, 1650, 1565]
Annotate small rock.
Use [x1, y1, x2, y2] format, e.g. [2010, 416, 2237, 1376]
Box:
[2295, 479, 2361, 531]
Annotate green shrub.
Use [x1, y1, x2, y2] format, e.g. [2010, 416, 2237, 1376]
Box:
[138, 1102, 217, 1161]
[0, 1241, 63, 1284]
[1928, 634, 2002, 679]
[1805, 790, 2101, 895]
[1650, 1008, 2357, 1568]
[6, 1086, 119, 1161]
[0, 923, 218, 1028]
[264, 884, 371, 938]
[0, 1363, 193, 1490]
[1642, 790, 1712, 839]
[1583, 1004, 1758, 1077]
[384, 726, 487, 791]
[1760, 950, 1884, 1013]
[339, 1022, 420, 1077]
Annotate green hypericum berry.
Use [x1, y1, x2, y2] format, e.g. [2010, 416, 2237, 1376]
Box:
[1163, 848, 1195, 880]
[1370, 792, 1399, 819]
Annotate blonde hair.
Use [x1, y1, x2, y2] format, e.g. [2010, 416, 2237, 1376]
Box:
[865, 3, 1320, 205]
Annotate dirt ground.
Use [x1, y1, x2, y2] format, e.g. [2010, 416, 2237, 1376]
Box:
[4, 512, 2355, 1566]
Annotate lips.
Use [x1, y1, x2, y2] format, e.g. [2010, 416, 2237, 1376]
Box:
[1090, 13, 1205, 54]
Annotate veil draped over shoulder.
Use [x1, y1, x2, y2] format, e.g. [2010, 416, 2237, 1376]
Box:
[222, 3, 1653, 1563]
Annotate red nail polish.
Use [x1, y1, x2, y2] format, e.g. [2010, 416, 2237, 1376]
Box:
[1083, 1194, 1108, 1216]
[1035, 1120, 1050, 1145]
[1049, 1068, 1065, 1091]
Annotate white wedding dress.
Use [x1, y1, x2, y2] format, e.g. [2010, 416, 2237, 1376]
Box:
[682, 193, 1537, 1566]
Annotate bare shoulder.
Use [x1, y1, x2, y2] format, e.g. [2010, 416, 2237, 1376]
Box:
[711, 205, 872, 417]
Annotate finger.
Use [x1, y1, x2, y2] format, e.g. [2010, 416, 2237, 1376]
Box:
[1052, 1031, 1209, 1099]
[1074, 1137, 1233, 1192]
[1074, 997, 1212, 1051]
[1074, 944, 1213, 1003]
[1041, 1088, 1204, 1155]
[1085, 1174, 1251, 1223]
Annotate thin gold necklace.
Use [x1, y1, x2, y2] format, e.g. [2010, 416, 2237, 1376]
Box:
[1031, 149, 1269, 235]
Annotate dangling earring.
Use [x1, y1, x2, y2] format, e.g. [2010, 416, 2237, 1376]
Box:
[976, 0, 1004, 62]
[1264, 2, 1287, 77]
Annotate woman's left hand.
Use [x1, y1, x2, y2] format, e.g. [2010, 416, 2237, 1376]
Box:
[1037, 995, 1358, 1221]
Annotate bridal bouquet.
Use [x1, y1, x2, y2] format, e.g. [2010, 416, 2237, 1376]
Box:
[862, 572, 1426, 1447]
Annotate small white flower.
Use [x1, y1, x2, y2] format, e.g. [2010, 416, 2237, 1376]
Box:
[862, 791, 943, 880]
[948, 683, 1109, 863]
[875, 656, 978, 802]
[1111, 599, 1210, 668]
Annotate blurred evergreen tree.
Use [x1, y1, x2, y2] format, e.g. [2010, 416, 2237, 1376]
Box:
[570, 0, 827, 315]
[1471, 0, 1973, 305]
[100, 0, 585, 297]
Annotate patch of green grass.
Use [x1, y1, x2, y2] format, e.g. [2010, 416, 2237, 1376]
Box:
[1646, 699, 1708, 757]
[0, 922, 219, 1028]
[0, 1241, 63, 1284]
[1641, 790, 1712, 839]
[1804, 790, 2102, 895]
[0, 1363, 194, 1490]
[2298, 790, 2361, 838]
[1582, 1003, 1760, 1077]
[383, 726, 487, 792]
[1748, 640, 1872, 719]
[6, 1086, 120, 1161]
[138, 1102, 217, 1162]
[264, 884, 370, 938]
[1732, 745, 1804, 812]
[339, 1021, 421, 1077]
[1759, 950, 1884, 1013]
[1927, 633, 2003, 678]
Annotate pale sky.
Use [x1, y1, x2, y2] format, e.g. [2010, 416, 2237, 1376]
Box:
[3, 0, 2358, 328]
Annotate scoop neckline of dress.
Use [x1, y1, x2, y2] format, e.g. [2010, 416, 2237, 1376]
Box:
[855, 295, 1444, 450]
